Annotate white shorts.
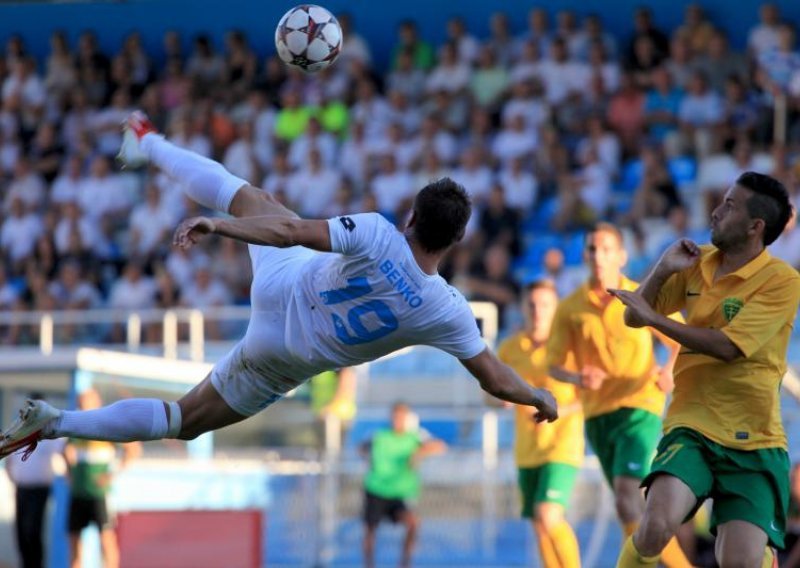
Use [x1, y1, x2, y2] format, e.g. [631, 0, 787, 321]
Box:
[209, 244, 317, 417]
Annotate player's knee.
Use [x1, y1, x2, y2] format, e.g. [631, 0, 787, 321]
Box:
[635, 513, 677, 555]
[533, 503, 563, 533]
[614, 491, 642, 523]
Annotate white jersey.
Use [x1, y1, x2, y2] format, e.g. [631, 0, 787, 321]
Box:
[283, 213, 486, 376]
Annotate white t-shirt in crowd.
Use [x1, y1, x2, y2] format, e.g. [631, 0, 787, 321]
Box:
[108, 276, 157, 310]
[1, 213, 43, 261]
[371, 170, 415, 213]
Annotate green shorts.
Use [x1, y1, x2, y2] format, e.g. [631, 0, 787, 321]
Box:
[518, 462, 579, 516]
[643, 427, 790, 549]
[585, 407, 662, 485]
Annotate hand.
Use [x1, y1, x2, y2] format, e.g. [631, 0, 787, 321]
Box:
[173, 216, 216, 249]
[531, 388, 558, 423]
[655, 366, 675, 393]
[657, 239, 701, 275]
[607, 289, 656, 328]
[580, 365, 607, 390]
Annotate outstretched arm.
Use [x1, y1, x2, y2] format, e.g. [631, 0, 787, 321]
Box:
[173, 215, 332, 252]
[461, 348, 558, 422]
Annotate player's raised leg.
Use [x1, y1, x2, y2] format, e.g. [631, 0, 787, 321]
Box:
[118, 111, 298, 219]
[0, 372, 249, 461]
[617, 475, 697, 567]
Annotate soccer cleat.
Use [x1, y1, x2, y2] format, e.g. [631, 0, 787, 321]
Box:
[0, 400, 61, 462]
[116, 111, 157, 169]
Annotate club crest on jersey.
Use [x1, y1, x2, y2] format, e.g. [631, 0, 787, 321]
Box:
[339, 216, 356, 232]
[721, 297, 744, 322]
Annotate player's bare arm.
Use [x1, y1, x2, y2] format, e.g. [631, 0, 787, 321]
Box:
[608, 289, 743, 362]
[634, 239, 701, 311]
[174, 215, 333, 252]
[461, 348, 558, 422]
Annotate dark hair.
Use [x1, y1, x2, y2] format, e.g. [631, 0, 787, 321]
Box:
[411, 177, 471, 252]
[736, 171, 792, 246]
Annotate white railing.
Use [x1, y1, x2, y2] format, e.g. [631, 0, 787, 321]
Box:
[0, 302, 499, 360]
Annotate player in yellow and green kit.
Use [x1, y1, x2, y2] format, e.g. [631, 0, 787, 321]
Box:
[612, 172, 800, 568]
[547, 222, 692, 568]
[498, 279, 583, 568]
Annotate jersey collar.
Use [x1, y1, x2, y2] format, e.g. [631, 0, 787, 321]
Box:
[700, 246, 771, 286]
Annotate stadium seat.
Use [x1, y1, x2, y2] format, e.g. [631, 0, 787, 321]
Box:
[616, 159, 644, 193]
[668, 156, 698, 187]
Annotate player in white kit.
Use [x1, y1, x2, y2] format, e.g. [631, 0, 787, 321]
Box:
[0, 112, 557, 459]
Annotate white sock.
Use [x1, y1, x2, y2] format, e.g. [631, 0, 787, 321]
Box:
[47, 399, 171, 442]
[140, 133, 247, 214]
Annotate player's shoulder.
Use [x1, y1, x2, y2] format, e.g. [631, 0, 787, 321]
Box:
[558, 283, 586, 311]
[763, 253, 800, 285]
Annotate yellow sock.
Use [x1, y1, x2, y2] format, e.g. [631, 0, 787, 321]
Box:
[762, 547, 777, 568]
[617, 536, 659, 568]
[660, 537, 693, 568]
[549, 520, 581, 568]
[534, 524, 561, 568]
[623, 521, 639, 537]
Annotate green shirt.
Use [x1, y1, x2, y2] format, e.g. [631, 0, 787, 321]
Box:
[68, 439, 116, 499]
[364, 430, 421, 500]
[274, 106, 314, 141]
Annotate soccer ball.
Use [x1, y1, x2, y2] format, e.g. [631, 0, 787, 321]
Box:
[275, 5, 343, 73]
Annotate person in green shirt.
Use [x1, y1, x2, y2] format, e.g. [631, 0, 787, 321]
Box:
[360, 402, 446, 568]
[391, 20, 435, 71]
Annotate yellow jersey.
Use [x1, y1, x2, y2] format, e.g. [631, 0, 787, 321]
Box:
[498, 331, 584, 468]
[547, 276, 667, 419]
[654, 246, 800, 450]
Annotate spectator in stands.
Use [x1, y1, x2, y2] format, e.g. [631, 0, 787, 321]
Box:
[552, 144, 611, 231]
[30, 122, 64, 184]
[538, 37, 589, 107]
[469, 46, 509, 111]
[337, 13, 372, 69]
[128, 183, 173, 259]
[78, 155, 131, 223]
[108, 261, 156, 312]
[223, 121, 266, 183]
[748, 2, 782, 59]
[2, 56, 45, 136]
[161, 30, 183, 64]
[6, 393, 65, 568]
[49, 260, 101, 313]
[676, 4, 715, 56]
[629, 35, 663, 89]
[498, 155, 538, 215]
[446, 16, 480, 65]
[386, 50, 426, 104]
[288, 116, 336, 169]
[515, 8, 551, 60]
[409, 115, 457, 167]
[287, 148, 341, 218]
[465, 243, 519, 330]
[607, 71, 646, 155]
[0, 126, 21, 177]
[1, 196, 43, 273]
[665, 35, 694, 90]
[61, 88, 94, 155]
[54, 201, 96, 257]
[485, 12, 515, 67]
[542, 248, 585, 298]
[497, 280, 583, 568]
[426, 42, 470, 95]
[350, 80, 390, 143]
[629, 145, 682, 227]
[89, 87, 133, 158]
[44, 31, 77, 109]
[186, 34, 225, 95]
[587, 40, 621, 94]
[575, 13, 618, 63]
[370, 153, 414, 222]
[361, 402, 446, 568]
[477, 183, 520, 258]
[452, 146, 494, 206]
[533, 125, 570, 198]
[627, 6, 669, 62]
[692, 31, 748, 94]
[576, 115, 621, 178]
[3, 156, 46, 213]
[181, 265, 232, 339]
[492, 113, 537, 169]
[386, 90, 422, 137]
[676, 71, 724, 158]
[224, 30, 257, 100]
[66, 389, 140, 568]
[391, 20, 435, 71]
[756, 22, 800, 95]
[719, 76, 760, 147]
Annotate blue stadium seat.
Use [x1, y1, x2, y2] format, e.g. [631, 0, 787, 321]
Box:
[523, 197, 559, 233]
[562, 232, 587, 266]
[616, 159, 644, 193]
[668, 156, 697, 186]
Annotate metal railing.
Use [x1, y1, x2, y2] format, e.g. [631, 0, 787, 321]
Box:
[0, 302, 499, 360]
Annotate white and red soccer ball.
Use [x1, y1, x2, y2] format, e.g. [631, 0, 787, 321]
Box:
[275, 4, 343, 73]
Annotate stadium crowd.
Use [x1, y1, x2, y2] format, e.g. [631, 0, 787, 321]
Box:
[1, 3, 800, 345]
